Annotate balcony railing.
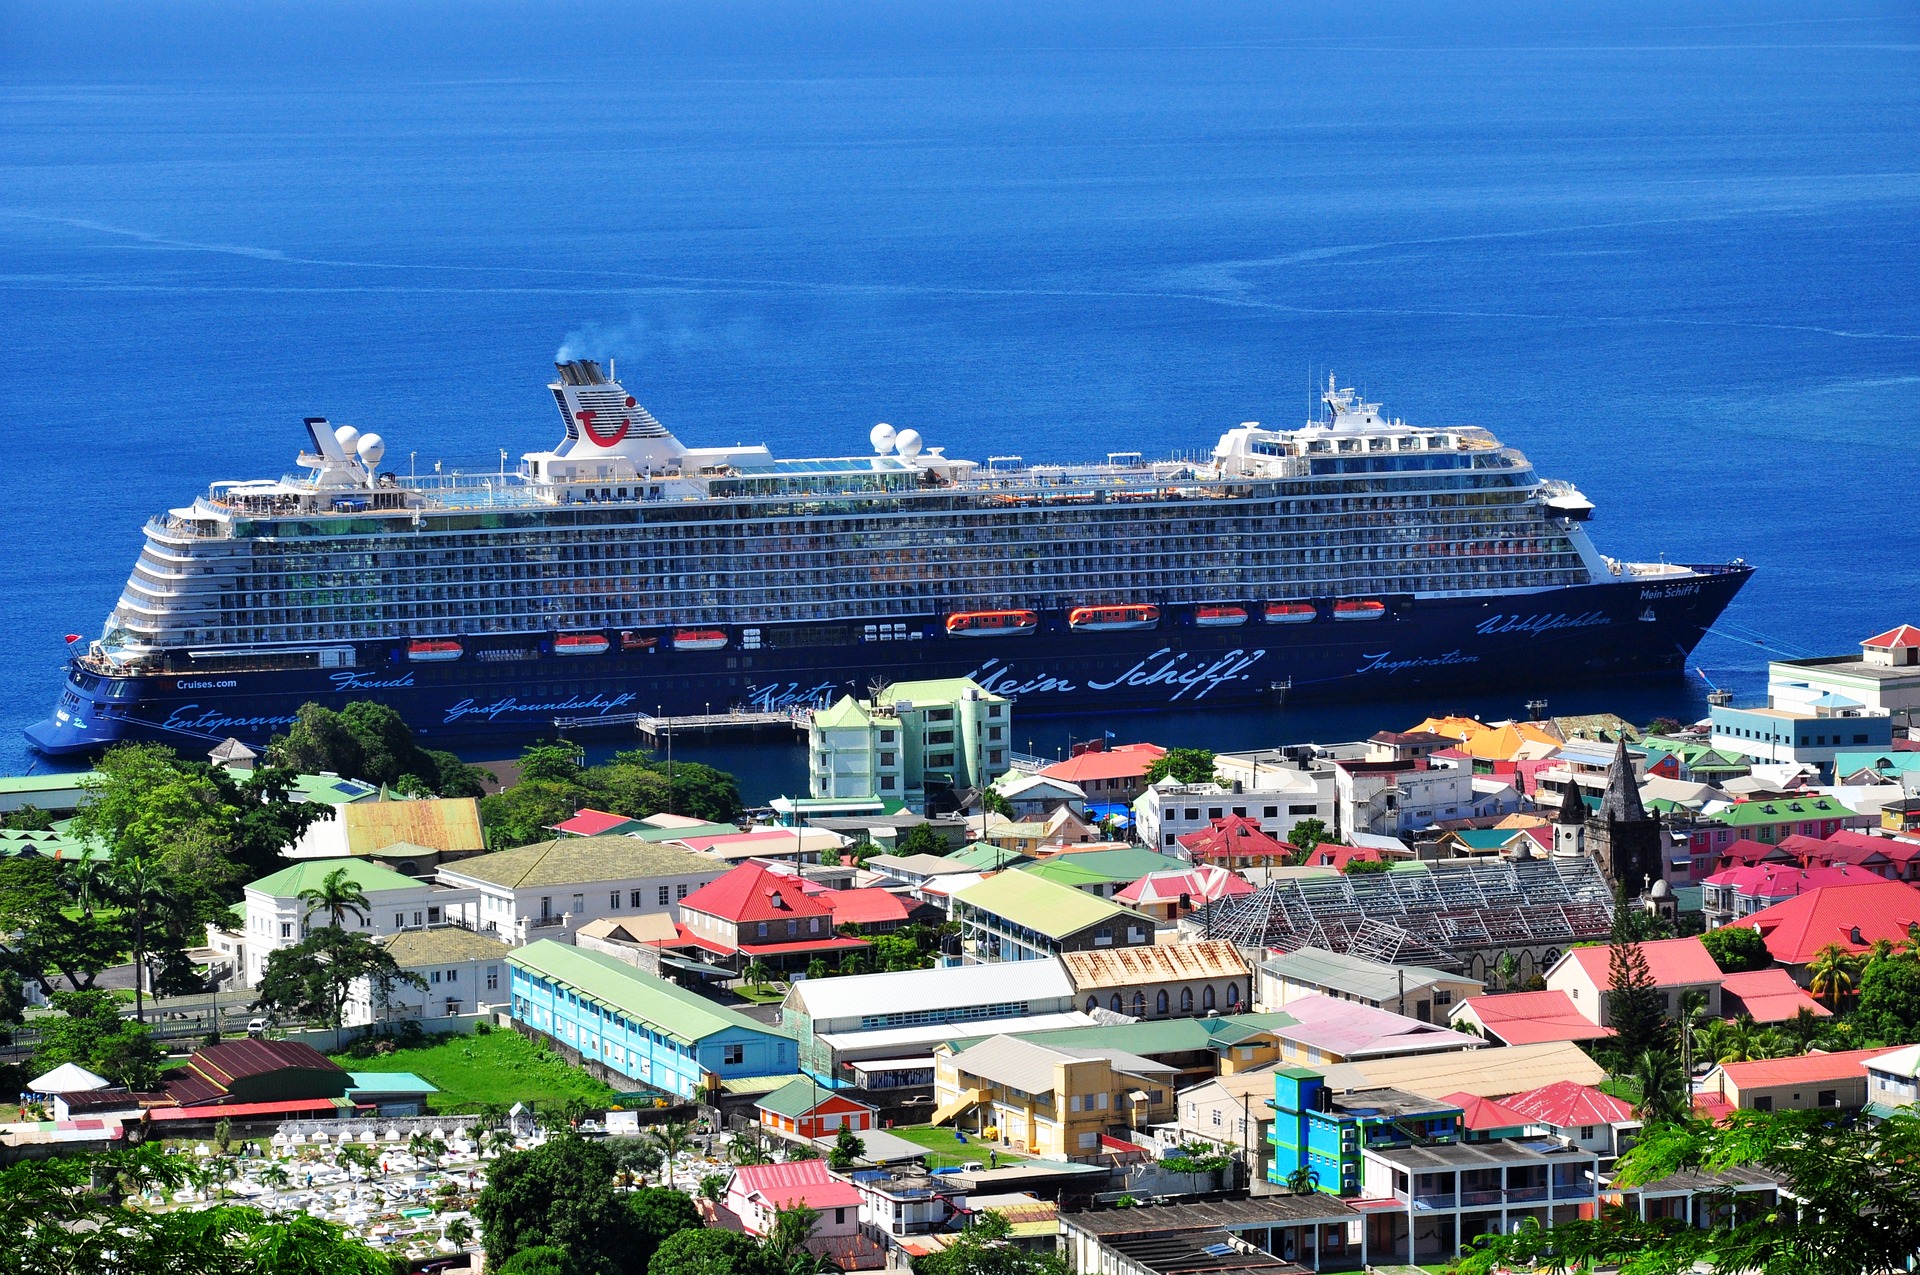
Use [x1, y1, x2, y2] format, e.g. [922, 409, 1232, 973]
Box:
[1552, 1180, 1596, 1199]
[1459, 1189, 1503, 1207]
[1505, 1186, 1549, 1203]
[1412, 1193, 1457, 1210]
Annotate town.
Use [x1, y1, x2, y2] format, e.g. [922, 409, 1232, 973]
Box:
[5, 622, 1919, 1274]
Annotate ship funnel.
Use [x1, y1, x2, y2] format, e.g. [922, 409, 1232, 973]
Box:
[555, 359, 608, 387]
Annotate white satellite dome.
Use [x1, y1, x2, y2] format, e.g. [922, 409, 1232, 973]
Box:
[894, 428, 923, 459]
[333, 425, 362, 456]
[356, 433, 386, 467]
[869, 423, 897, 455]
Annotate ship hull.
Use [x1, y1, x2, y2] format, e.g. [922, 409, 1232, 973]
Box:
[25, 566, 1749, 756]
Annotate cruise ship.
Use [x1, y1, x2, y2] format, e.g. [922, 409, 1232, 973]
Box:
[27, 364, 1750, 756]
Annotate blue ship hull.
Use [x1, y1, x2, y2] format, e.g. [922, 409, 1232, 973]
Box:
[25, 566, 1750, 756]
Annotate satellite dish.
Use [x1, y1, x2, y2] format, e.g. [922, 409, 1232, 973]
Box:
[333, 425, 361, 454]
[356, 433, 386, 467]
[869, 423, 897, 455]
[894, 428, 923, 459]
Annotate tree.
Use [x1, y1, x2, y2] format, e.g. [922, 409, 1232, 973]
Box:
[609, 1136, 665, 1187]
[979, 787, 1013, 818]
[1456, 1109, 1920, 1275]
[1492, 951, 1521, 993]
[500, 1247, 582, 1275]
[649, 1229, 777, 1275]
[627, 1186, 705, 1268]
[741, 960, 772, 995]
[1807, 942, 1862, 1009]
[272, 703, 369, 781]
[444, 1217, 475, 1250]
[253, 928, 425, 1046]
[765, 1204, 826, 1275]
[0, 856, 123, 997]
[1, 803, 55, 831]
[520, 741, 587, 785]
[1700, 924, 1771, 973]
[1605, 892, 1669, 1062]
[697, 1172, 728, 1202]
[481, 782, 587, 849]
[1340, 858, 1390, 875]
[828, 1126, 866, 1170]
[1631, 1048, 1687, 1124]
[912, 1210, 1069, 1275]
[1142, 748, 1216, 787]
[1288, 817, 1327, 856]
[1853, 949, 1920, 1044]
[476, 1134, 635, 1275]
[32, 989, 163, 1089]
[1284, 1165, 1319, 1195]
[895, 821, 949, 858]
[298, 866, 372, 929]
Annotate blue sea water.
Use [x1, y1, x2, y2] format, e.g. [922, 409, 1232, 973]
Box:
[3, 0, 1916, 791]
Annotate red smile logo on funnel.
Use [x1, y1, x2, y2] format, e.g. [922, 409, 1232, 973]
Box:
[573, 408, 631, 447]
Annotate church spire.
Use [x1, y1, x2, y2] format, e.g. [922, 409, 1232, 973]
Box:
[1599, 735, 1647, 824]
[1556, 776, 1587, 826]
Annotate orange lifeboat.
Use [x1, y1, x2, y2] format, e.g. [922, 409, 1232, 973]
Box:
[946, 610, 1039, 638]
[1334, 599, 1387, 621]
[619, 630, 659, 651]
[1194, 604, 1248, 628]
[1068, 604, 1161, 633]
[553, 632, 610, 656]
[671, 629, 728, 652]
[406, 638, 463, 662]
[1263, 603, 1317, 625]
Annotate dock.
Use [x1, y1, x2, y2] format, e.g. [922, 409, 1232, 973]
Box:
[550, 707, 810, 741]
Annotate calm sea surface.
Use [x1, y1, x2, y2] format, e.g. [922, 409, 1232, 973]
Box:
[3, 1, 1916, 796]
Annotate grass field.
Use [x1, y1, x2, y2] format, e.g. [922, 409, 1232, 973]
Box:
[331, 1028, 617, 1115]
[886, 1123, 1032, 1170]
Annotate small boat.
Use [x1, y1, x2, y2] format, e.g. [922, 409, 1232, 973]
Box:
[1068, 604, 1161, 632]
[553, 632, 610, 656]
[406, 638, 463, 662]
[1263, 603, 1317, 625]
[619, 630, 658, 651]
[671, 629, 728, 652]
[946, 610, 1039, 638]
[1194, 604, 1248, 628]
[1333, 599, 1387, 621]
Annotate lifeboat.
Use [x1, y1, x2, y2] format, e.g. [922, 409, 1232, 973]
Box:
[553, 632, 610, 656]
[671, 629, 728, 652]
[1068, 604, 1161, 633]
[946, 610, 1039, 638]
[1194, 604, 1248, 628]
[619, 630, 659, 651]
[1262, 603, 1317, 625]
[1333, 599, 1388, 621]
[406, 639, 463, 662]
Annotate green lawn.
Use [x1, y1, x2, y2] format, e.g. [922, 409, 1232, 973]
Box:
[886, 1123, 1031, 1170]
[330, 1028, 618, 1114]
[1598, 1075, 1643, 1104]
[733, 983, 788, 1004]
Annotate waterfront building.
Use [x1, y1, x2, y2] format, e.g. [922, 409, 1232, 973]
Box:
[808, 678, 1011, 814]
[238, 858, 472, 987]
[1036, 742, 1168, 807]
[438, 835, 725, 945]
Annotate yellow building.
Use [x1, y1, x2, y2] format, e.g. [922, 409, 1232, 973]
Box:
[931, 1034, 1177, 1160]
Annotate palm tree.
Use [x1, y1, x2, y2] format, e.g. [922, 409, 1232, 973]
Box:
[443, 1218, 474, 1251]
[109, 850, 167, 1023]
[1493, 951, 1521, 993]
[485, 1127, 517, 1158]
[729, 1134, 773, 1166]
[298, 866, 371, 929]
[1631, 1048, 1687, 1124]
[1808, 943, 1863, 1009]
[650, 1119, 695, 1165]
[741, 959, 772, 994]
[65, 856, 107, 917]
[1674, 989, 1709, 1078]
[258, 1162, 289, 1205]
[1284, 1165, 1320, 1195]
[698, 1171, 729, 1202]
[1901, 923, 1920, 960]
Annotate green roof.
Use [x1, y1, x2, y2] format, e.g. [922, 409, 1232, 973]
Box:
[948, 843, 1032, 870]
[1446, 830, 1519, 851]
[875, 677, 1004, 705]
[948, 1012, 1296, 1057]
[812, 696, 873, 729]
[717, 1072, 813, 1097]
[1708, 797, 1855, 827]
[287, 774, 381, 805]
[509, 940, 782, 1045]
[347, 1071, 438, 1097]
[952, 871, 1144, 940]
[382, 926, 513, 965]
[1018, 858, 1117, 888]
[754, 1075, 871, 1118]
[0, 827, 107, 861]
[247, 857, 422, 898]
[625, 822, 739, 844]
[443, 835, 720, 888]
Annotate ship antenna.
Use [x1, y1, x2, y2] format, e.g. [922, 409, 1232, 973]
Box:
[610, 357, 615, 381]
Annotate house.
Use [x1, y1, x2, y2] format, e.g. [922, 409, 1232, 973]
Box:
[507, 940, 797, 1099]
[238, 858, 471, 987]
[1699, 795, 1864, 846]
[1177, 1070, 1284, 1186]
[1738, 879, 1920, 974]
[1257, 947, 1483, 1025]
[992, 773, 1089, 820]
[808, 678, 1012, 814]
[1316, 1040, 1608, 1102]
[723, 1160, 864, 1243]
[1499, 1081, 1639, 1162]
[1038, 743, 1168, 807]
[551, 808, 652, 838]
[782, 959, 1087, 1082]
[951, 871, 1157, 962]
[162, 1040, 350, 1107]
[1134, 780, 1325, 856]
[342, 925, 514, 1026]
[672, 860, 872, 974]
[1175, 815, 1299, 869]
[1297, 843, 1386, 870]
[437, 835, 726, 945]
[1716, 968, 1830, 1024]
[1267, 995, 1480, 1066]
[1700, 1047, 1898, 1113]
[755, 1077, 878, 1141]
[850, 1169, 969, 1241]
[931, 1034, 1178, 1158]
[1449, 990, 1615, 1049]
[1112, 865, 1254, 922]
[1060, 1198, 1367, 1275]
[1701, 862, 1872, 929]
[671, 826, 850, 866]
[1060, 941, 1252, 1018]
[954, 1012, 1292, 1090]
[1443, 1091, 1534, 1143]
[1787, 828, 1920, 881]
[289, 795, 487, 870]
[1864, 1043, 1920, 1114]
[1333, 757, 1477, 840]
[1543, 936, 1723, 1026]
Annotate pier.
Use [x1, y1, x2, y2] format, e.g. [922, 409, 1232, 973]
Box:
[550, 707, 811, 741]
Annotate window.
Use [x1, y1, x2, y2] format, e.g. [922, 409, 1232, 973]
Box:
[677, 884, 689, 900]
[1078, 1132, 1099, 1149]
[446, 968, 457, 983]
[1208, 808, 1223, 820]
[572, 894, 584, 915]
[1754, 1096, 1774, 1112]
[1156, 989, 1169, 1015]
[1109, 992, 1123, 1012]
[1180, 987, 1194, 1012]
[1579, 1125, 1594, 1139]
[280, 922, 292, 939]
[722, 1043, 745, 1065]
[1184, 809, 1199, 821]
[1817, 1089, 1838, 1108]
[880, 730, 895, 743]
[1203, 985, 1216, 1011]
[412, 911, 423, 927]
[1264, 806, 1278, 818]
[881, 776, 896, 790]
[630, 890, 644, 908]
[879, 751, 895, 766]
[610, 892, 620, 909]
[1226, 983, 1240, 1007]
[1434, 990, 1452, 1006]
[658, 885, 671, 907]
[431, 970, 442, 984]
[758, 922, 769, 938]
[1212, 1109, 1222, 1126]
[486, 965, 499, 990]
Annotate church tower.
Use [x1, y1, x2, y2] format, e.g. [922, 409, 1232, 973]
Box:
[1586, 736, 1662, 896]
[1552, 774, 1586, 857]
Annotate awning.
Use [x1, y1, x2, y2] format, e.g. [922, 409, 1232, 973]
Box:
[658, 952, 737, 979]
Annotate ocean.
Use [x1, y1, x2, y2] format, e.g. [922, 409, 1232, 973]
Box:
[3, 0, 1916, 795]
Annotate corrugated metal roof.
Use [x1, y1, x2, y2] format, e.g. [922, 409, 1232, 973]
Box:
[1260, 946, 1477, 1004]
[246, 857, 421, 899]
[1060, 940, 1249, 991]
[509, 939, 781, 1044]
[1322, 1040, 1606, 1099]
[784, 958, 1074, 1020]
[953, 871, 1144, 939]
[946, 1034, 1174, 1095]
[445, 835, 721, 889]
[341, 797, 485, 855]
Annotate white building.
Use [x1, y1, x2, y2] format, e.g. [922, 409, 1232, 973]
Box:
[808, 677, 1012, 813]
[239, 859, 473, 987]
[343, 926, 516, 1026]
[437, 835, 727, 945]
[1333, 758, 1476, 840]
[1131, 771, 1333, 853]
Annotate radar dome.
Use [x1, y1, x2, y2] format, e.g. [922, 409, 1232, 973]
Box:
[333, 425, 362, 454]
[894, 428, 923, 459]
[356, 434, 386, 467]
[870, 423, 897, 455]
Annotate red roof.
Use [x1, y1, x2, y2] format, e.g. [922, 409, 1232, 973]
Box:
[1716, 838, 1795, 868]
[1702, 863, 1870, 900]
[1562, 936, 1720, 989]
[1441, 1091, 1535, 1132]
[817, 888, 912, 927]
[681, 862, 836, 925]
[1457, 990, 1615, 1046]
[1113, 865, 1254, 908]
[1714, 1046, 1898, 1090]
[730, 1160, 863, 1212]
[1692, 1092, 1737, 1123]
[1718, 968, 1831, 1023]
[1780, 833, 1889, 869]
[1502, 1080, 1635, 1129]
[1299, 843, 1382, 870]
[1742, 880, 1920, 965]
[1863, 624, 1920, 650]
[148, 1098, 353, 1121]
[1038, 743, 1167, 784]
[1817, 830, 1920, 864]
[551, 808, 639, 836]
[1178, 816, 1296, 862]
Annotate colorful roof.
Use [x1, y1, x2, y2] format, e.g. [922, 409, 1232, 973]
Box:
[1702, 863, 1870, 899]
[1440, 1090, 1534, 1132]
[445, 835, 720, 888]
[1059, 940, 1248, 990]
[1038, 743, 1167, 785]
[730, 1159, 864, 1211]
[1113, 865, 1253, 908]
[1709, 796, 1855, 828]
[754, 1077, 875, 1120]
[1742, 880, 1920, 964]
[1502, 1080, 1635, 1129]
[811, 695, 874, 729]
[1177, 816, 1296, 862]
[1863, 624, 1920, 650]
[682, 861, 836, 925]
[1457, 990, 1614, 1046]
[509, 940, 779, 1044]
[951, 870, 1145, 940]
[1717, 968, 1831, 1023]
[246, 857, 421, 899]
[1270, 994, 1480, 1059]
[1298, 843, 1382, 870]
[551, 808, 649, 837]
[1713, 1046, 1899, 1090]
[339, 797, 485, 855]
[817, 888, 912, 927]
[1560, 937, 1720, 989]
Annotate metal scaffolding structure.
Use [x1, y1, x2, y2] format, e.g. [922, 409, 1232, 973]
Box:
[1196, 855, 1616, 970]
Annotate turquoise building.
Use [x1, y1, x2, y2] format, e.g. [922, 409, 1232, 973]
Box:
[508, 940, 796, 1100]
[1267, 1066, 1463, 1195]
